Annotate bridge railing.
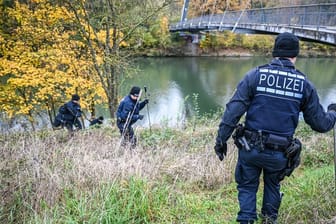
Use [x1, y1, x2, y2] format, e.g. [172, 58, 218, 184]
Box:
[171, 3, 336, 31]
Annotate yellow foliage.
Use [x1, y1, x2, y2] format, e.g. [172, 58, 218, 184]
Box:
[160, 16, 169, 36]
[96, 29, 129, 48]
[188, 0, 252, 17]
[0, 0, 106, 121]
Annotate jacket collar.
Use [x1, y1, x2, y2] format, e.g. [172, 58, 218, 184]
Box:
[270, 58, 295, 68]
[128, 94, 137, 102]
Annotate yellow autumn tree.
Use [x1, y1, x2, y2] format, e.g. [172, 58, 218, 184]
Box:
[158, 16, 171, 49]
[0, 0, 105, 129]
[181, 0, 252, 18]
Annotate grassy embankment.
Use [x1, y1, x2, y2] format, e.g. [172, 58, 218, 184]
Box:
[1, 115, 336, 224]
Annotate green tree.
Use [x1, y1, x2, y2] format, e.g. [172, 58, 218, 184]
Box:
[62, 0, 173, 119]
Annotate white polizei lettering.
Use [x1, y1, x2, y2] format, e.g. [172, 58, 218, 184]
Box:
[285, 91, 294, 97]
[257, 86, 266, 91]
[285, 78, 294, 90]
[275, 76, 282, 88]
[276, 89, 285, 95]
[270, 69, 278, 74]
[293, 79, 302, 91]
[257, 69, 305, 99]
[259, 74, 267, 84]
[266, 88, 275, 93]
[267, 75, 275, 86]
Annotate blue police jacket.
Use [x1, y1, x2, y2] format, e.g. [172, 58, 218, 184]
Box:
[216, 58, 336, 144]
[60, 100, 82, 122]
[116, 95, 147, 124]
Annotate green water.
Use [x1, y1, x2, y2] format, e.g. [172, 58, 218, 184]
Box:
[2, 57, 336, 130]
[121, 57, 336, 127]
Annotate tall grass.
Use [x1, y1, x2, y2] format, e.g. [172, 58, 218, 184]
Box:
[280, 166, 336, 223]
[1, 121, 336, 223]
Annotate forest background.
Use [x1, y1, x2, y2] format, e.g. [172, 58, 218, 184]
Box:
[1, 0, 336, 131]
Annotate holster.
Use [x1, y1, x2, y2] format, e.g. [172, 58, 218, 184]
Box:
[232, 124, 245, 148]
[232, 124, 250, 151]
[278, 138, 302, 181]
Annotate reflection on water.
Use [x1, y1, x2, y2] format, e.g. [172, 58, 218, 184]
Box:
[137, 81, 186, 128]
[2, 57, 336, 131]
[124, 57, 336, 127]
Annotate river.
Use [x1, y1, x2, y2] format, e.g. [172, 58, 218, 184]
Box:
[121, 57, 336, 128]
[2, 56, 336, 131]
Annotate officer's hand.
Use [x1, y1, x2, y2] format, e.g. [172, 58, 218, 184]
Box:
[139, 115, 144, 120]
[214, 143, 227, 161]
[143, 99, 149, 104]
[327, 103, 336, 112]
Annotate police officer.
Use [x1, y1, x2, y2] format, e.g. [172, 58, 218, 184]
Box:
[53, 94, 83, 132]
[116, 86, 149, 147]
[89, 116, 104, 127]
[214, 32, 336, 224]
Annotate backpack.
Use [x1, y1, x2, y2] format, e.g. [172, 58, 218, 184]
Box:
[58, 104, 67, 114]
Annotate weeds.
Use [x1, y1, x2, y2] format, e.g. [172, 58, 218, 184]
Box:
[280, 166, 336, 223]
[1, 118, 336, 223]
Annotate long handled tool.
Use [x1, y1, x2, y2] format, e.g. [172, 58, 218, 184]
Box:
[144, 86, 152, 134]
[119, 90, 143, 148]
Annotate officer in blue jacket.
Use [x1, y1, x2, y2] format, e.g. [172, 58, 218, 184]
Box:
[116, 86, 149, 147]
[53, 94, 82, 132]
[214, 32, 336, 224]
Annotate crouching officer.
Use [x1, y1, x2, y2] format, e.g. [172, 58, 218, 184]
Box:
[53, 94, 83, 132]
[116, 86, 149, 148]
[89, 116, 104, 127]
[214, 32, 336, 224]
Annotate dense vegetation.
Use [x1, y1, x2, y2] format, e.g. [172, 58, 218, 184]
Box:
[1, 117, 336, 223]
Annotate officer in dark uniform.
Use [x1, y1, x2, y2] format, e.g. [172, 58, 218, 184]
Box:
[89, 116, 104, 127]
[53, 94, 82, 132]
[116, 86, 149, 147]
[214, 32, 336, 224]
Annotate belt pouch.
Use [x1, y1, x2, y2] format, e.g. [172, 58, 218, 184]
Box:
[265, 134, 290, 146]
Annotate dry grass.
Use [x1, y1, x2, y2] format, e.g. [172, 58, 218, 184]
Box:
[1, 122, 335, 223]
[1, 126, 237, 214]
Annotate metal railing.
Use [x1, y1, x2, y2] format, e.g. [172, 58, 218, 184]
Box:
[170, 3, 336, 31]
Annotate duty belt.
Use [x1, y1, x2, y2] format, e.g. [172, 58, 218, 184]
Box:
[244, 129, 291, 152]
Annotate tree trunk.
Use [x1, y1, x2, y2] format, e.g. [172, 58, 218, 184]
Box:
[108, 95, 116, 119]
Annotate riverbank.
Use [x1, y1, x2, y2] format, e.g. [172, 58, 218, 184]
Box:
[139, 40, 336, 58]
[1, 119, 335, 223]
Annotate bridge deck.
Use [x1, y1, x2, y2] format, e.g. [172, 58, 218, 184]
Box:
[170, 3, 336, 45]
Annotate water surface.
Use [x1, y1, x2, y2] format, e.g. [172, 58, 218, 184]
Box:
[123, 57, 336, 127]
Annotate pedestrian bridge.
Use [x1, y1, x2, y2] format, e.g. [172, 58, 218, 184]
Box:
[169, 3, 336, 45]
